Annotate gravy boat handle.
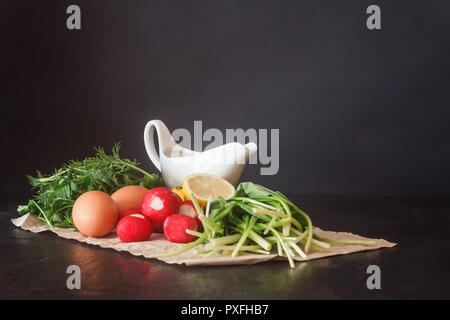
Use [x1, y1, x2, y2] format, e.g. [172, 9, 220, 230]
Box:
[144, 120, 175, 172]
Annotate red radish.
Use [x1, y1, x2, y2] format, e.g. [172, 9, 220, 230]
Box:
[178, 201, 198, 218]
[116, 214, 152, 243]
[141, 187, 181, 233]
[178, 200, 202, 230]
[163, 214, 199, 243]
[119, 208, 141, 219]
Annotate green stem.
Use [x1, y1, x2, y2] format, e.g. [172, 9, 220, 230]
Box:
[211, 204, 235, 222]
[31, 200, 52, 228]
[263, 216, 276, 235]
[190, 192, 218, 235]
[208, 234, 241, 247]
[269, 227, 295, 268]
[232, 217, 256, 257]
[231, 197, 279, 211]
[37, 169, 68, 183]
[252, 207, 284, 217]
[202, 249, 219, 259]
[186, 229, 204, 238]
[150, 236, 205, 258]
[207, 245, 261, 251]
[288, 241, 307, 259]
[314, 234, 376, 246]
[248, 230, 272, 251]
[119, 160, 153, 178]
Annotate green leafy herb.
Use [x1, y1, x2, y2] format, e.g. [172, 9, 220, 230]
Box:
[153, 182, 376, 268]
[18, 143, 163, 228]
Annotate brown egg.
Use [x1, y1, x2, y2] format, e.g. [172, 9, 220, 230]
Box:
[111, 185, 148, 213]
[72, 191, 119, 237]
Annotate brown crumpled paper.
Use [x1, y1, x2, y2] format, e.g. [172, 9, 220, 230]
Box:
[11, 213, 396, 266]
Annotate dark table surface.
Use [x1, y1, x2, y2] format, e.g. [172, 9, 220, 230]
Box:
[1, 194, 449, 300]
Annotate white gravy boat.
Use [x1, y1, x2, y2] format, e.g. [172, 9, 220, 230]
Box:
[144, 120, 257, 188]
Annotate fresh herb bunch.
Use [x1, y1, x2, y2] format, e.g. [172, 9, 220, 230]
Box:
[18, 143, 163, 228]
[153, 182, 375, 268]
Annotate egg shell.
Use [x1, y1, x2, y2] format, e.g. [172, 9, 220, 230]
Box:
[116, 214, 152, 243]
[111, 185, 148, 213]
[72, 190, 119, 237]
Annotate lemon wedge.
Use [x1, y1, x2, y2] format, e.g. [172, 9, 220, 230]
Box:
[171, 187, 184, 201]
[182, 173, 235, 207]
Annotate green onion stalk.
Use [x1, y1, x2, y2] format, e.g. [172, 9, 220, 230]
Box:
[153, 182, 376, 268]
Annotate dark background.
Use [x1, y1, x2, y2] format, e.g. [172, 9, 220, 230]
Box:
[1, 0, 450, 207]
[1, 1, 450, 300]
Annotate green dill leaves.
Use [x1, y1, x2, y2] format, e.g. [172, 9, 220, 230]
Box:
[18, 143, 163, 228]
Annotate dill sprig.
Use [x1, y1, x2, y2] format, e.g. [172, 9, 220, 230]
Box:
[17, 142, 163, 228]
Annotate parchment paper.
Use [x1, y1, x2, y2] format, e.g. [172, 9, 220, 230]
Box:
[11, 213, 396, 266]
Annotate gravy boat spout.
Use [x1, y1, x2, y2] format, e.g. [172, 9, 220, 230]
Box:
[144, 120, 258, 188]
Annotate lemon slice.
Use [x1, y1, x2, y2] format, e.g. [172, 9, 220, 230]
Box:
[182, 173, 235, 207]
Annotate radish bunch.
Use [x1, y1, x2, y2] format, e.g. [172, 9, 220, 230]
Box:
[116, 187, 201, 243]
